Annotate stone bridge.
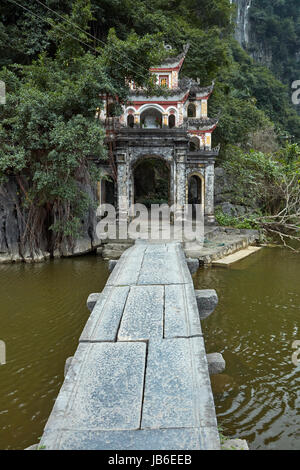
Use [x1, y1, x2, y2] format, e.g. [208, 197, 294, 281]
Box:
[38, 241, 223, 450]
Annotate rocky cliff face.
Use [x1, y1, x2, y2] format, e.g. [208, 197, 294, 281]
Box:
[232, 0, 273, 66]
[232, 0, 252, 48]
[0, 178, 101, 263]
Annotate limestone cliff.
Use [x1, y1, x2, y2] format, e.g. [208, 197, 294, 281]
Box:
[0, 178, 100, 263]
[232, 0, 273, 67]
[233, 0, 299, 79]
[232, 0, 252, 48]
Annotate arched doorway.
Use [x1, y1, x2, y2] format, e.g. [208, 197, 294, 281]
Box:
[187, 103, 196, 118]
[168, 114, 175, 128]
[189, 136, 200, 151]
[188, 174, 203, 220]
[140, 108, 162, 128]
[127, 114, 134, 128]
[133, 157, 170, 208]
[100, 178, 115, 206]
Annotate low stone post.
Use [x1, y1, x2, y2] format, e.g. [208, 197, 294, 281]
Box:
[195, 289, 218, 318]
[186, 258, 199, 274]
[108, 259, 118, 273]
[86, 293, 101, 312]
[222, 439, 249, 450]
[64, 357, 73, 378]
[207, 353, 225, 375]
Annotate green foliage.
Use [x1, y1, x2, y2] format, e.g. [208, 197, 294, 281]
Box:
[0, 0, 73, 67]
[102, 28, 167, 92]
[215, 209, 259, 230]
[2, 0, 299, 148]
[219, 145, 298, 215]
[249, 0, 300, 85]
[0, 48, 109, 243]
[276, 143, 300, 166]
[210, 39, 300, 148]
[0, 0, 177, 252]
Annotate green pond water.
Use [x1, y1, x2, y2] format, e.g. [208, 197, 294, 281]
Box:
[0, 247, 299, 450]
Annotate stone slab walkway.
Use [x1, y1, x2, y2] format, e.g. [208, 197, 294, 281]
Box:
[39, 241, 220, 450]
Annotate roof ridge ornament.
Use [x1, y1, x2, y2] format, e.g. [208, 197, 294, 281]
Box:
[183, 43, 190, 54]
[163, 42, 173, 51]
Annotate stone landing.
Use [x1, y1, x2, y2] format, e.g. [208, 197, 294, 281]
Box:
[39, 241, 220, 450]
[212, 246, 262, 266]
[100, 227, 260, 267]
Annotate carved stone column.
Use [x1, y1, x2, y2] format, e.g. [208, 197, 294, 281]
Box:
[204, 162, 215, 225]
[174, 152, 186, 226]
[116, 153, 129, 223]
[134, 113, 140, 128]
[162, 113, 168, 128]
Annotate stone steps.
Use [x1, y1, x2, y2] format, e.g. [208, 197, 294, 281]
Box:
[101, 241, 134, 260]
[212, 246, 262, 266]
[184, 229, 260, 265]
[100, 227, 260, 265]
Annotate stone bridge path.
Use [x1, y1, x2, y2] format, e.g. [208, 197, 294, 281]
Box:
[40, 241, 220, 450]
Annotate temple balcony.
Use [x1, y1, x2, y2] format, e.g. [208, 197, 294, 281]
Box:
[187, 144, 220, 161]
[104, 117, 122, 131]
[184, 117, 219, 132]
[114, 127, 189, 151]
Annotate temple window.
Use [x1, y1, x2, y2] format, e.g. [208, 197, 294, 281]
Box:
[168, 114, 175, 128]
[159, 75, 169, 88]
[127, 114, 134, 128]
[187, 103, 196, 118]
[189, 136, 200, 151]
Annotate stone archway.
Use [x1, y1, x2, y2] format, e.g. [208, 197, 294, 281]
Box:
[99, 177, 115, 206]
[140, 107, 163, 129]
[132, 156, 171, 208]
[188, 173, 204, 220]
[189, 136, 200, 151]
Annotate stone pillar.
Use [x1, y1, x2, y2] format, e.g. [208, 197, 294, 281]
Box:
[168, 159, 175, 208]
[175, 153, 186, 207]
[204, 162, 215, 225]
[162, 113, 168, 128]
[205, 132, 211, 150]
[171, 70, 178, 88]
[134, 113, 140, 128]
[174, 152, 186, 227]
[178, 103, 184, 126]
[116, 153, 129, 222]
[99, 179, 106, 205]
[201, 99, 207, 117]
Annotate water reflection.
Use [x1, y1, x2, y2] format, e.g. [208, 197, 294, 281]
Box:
[0, 256, 109, 450]
[193, 247, 300, 450]
[0, 247, 299, 450]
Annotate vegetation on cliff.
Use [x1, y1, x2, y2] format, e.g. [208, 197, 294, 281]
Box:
[249, 0, 300, 87]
